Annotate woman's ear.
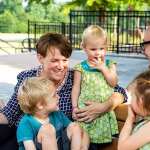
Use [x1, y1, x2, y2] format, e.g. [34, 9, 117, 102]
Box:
[37, 54, 44, 64]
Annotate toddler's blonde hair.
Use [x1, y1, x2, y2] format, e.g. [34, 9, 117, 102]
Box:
[18, 77, 55, 115]
[82, 25, 107, 46]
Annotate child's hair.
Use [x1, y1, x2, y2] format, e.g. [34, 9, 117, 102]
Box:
[36, 32, 72, 58]
[18, 77, 55, 115]
[82, 25, 107, 46]
[131, 70, 150, 112]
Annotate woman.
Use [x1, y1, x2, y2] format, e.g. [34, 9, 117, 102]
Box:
[0, 32, 126, 149]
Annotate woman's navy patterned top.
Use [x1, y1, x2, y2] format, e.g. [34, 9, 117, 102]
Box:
[0, 66, 127, 126]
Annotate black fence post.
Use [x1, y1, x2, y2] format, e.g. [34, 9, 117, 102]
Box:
[28, 20, 31, 52]
[116, 10, 120, 54]
[61, 22, 66, 35]
[34, 23, 37, 49]
[69, 10, 72, 46]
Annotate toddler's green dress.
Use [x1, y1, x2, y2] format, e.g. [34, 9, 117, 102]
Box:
[74, 60, 118, 143]
[132, 116, 150, 150]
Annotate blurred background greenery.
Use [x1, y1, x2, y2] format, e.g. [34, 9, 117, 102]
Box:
[0, 0, 150, 33]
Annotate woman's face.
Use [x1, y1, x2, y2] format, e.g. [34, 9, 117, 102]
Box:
[38, 48, 69, 84]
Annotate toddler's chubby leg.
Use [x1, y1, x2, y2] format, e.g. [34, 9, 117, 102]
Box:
[67, 122, 90, 150]
[37, 123, 58, 150]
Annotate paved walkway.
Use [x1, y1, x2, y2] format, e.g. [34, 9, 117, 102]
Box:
[0, 51, 149, 102]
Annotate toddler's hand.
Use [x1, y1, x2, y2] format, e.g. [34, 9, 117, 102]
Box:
[90, 57, 105, 70]
[127, 105, 136, 123]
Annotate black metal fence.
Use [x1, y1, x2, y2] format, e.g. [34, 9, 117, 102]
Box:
[27, 10, 150, 53]
[23, 21, 69, 51]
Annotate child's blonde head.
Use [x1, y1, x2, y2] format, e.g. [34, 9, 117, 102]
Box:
[82, 25, 107, 46]
[18, 77, 55, 115]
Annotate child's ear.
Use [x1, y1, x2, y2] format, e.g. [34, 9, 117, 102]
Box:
[138, 97, 147, 114]
[36, 102, 44, 110]
[80, 42, 84, 49]
[139, 97, 143, 106]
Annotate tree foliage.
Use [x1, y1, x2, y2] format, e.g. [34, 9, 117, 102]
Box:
[0, 0, 150, 33]
[29, 0, 54, 5]
[61, 0, 150, 15]
[0, 0, 68, 32]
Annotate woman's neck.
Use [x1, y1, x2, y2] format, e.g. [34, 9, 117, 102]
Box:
[40, 70, 66, 88]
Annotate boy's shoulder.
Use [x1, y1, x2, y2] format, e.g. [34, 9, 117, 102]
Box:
[18, 114, 31, 125]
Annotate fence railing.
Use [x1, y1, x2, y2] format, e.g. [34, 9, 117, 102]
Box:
[27, 21, 70, 52]
[27, 10, 150, 53]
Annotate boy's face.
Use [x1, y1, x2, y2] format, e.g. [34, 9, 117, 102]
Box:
[45, 90, 59, 112]
[83, 37, 106, 62]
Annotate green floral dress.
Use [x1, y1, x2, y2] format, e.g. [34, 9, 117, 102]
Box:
[132, 116, 150, 150]
[74, 60, 118, 144]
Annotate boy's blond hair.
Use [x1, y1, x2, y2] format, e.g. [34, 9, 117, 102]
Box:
[18, 77, 55, 115]
[82, 25, 107, 46]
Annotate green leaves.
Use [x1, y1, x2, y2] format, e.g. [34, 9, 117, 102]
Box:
[61, 0, 150, 12]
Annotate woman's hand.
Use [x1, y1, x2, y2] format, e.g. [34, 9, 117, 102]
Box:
[74, 92, 124, 123]
[74, 101, 109, 123]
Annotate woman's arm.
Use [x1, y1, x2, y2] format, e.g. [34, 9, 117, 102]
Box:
[118, 106, 150, 150]
[0, 70, 29, 125]
[75, 92, 124, 122]
[0, 113, 8, 124]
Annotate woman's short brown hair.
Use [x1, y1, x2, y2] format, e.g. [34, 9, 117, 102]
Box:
[36, 32, 72, 58]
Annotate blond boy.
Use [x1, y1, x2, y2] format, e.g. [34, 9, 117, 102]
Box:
[17, 77, 89, 150]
